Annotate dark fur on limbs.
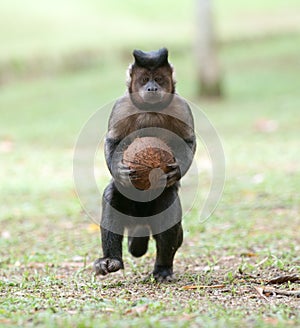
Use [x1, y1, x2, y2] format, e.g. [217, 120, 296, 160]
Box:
[94, 48, 196, 281]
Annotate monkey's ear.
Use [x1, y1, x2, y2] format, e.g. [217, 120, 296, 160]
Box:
[133, 48, 169, 70]
[126, 64, 133, 88]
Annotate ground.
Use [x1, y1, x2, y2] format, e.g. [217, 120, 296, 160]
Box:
[0, 1, 300, 327]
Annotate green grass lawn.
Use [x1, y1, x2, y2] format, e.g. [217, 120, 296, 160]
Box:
[1, 1, 300, 327]
[1, 0, 300, 64]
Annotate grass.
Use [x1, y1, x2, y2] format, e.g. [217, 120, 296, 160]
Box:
[1, 1, 300, 327]
[1, 0, 300, 65]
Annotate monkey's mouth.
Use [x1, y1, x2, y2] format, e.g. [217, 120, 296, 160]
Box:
[143, 92, 163, 104]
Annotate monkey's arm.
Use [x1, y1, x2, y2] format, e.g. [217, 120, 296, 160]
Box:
[104, 136, 121, 176]
[166, 98, 196, 185]
[180, 133, 196, 175]
[164, 133, 196, 187]
[104, 99, 138, 187]
[105, 134, 135, 187]
[178, 101, 196, 175]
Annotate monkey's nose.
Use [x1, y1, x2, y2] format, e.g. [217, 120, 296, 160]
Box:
[147, 87, 158, 92]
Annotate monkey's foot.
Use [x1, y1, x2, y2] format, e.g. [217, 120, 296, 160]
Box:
[94, 257, 124, 276]
[152, 265, 174, 282]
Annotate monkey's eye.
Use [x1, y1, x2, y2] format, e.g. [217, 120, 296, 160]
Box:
[154, 76, 162, 83]
[142, 77, 150, 83]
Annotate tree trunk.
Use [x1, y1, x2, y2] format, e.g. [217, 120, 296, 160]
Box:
[196, 0, 222, 98]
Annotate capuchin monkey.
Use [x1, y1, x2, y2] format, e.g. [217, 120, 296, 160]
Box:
[94, 48, 196, 281]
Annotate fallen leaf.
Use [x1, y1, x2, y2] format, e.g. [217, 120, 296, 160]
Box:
[183, 284, 225, 290]
[125, 304, 148, 315]
[72, 255, 84, 262]
[60, 262, 85, 268]
[267, 274, 300, 285]
[87, 223, 100, 233]
[0, 319, 12, 324]
[67, 310, 77, 314]
[241, 252, 257, 258]
[253, 286, 269, 301]
[254, 257, 269, 267]
[262, 287, 300, 298]
[27, 263, 48, 269]
[263, 317, 279, 325]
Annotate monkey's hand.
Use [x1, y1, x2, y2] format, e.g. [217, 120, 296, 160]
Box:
[94, 257, 124, 276]
[160, 162, 181, 188]
[115, 162, 136, 188]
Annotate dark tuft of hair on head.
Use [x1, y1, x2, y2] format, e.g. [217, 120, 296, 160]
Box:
[133, 48, 169, 70]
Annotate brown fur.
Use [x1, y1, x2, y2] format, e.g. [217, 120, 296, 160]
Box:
[94, 49, 196, 281]
[129, 66, 175, 94]
[126, 63, 175, 110]
[107, 95, 194, 142]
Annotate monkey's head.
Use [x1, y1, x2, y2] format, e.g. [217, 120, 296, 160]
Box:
[127, 48, 175, 110]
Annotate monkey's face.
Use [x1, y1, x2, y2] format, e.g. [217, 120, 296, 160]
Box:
[129, 66, 174, 109]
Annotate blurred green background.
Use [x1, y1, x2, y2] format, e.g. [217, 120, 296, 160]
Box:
[1, 0, 299, 220]
[0, 0, 300, 326]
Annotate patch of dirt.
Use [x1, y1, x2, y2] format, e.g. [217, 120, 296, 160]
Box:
[2, 245, 299, 317]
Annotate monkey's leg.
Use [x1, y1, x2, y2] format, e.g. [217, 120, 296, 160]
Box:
[128, 226, 150, 258]
[94, 182, 125, 276]
[94, 228, 124, 276]
[153, 221, 183, 282]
